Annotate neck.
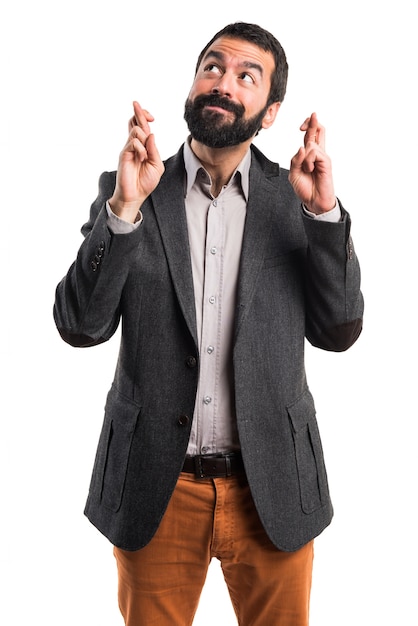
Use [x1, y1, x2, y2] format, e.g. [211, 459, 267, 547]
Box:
[190, 138, 252, 197]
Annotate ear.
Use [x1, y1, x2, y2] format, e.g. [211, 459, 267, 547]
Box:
[261, 102, 281, 129]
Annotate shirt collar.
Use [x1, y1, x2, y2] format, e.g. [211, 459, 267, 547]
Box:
[183, 137, 251, 201]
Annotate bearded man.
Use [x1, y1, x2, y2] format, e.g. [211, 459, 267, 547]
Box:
[54, 21, 363, 626]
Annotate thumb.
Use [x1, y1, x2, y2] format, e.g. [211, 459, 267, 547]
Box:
[290, 146, 305, 174]
[145, 133, 162, 165]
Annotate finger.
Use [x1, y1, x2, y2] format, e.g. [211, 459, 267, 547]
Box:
[123, 136, 148, 162]
[133, 101, 155, 123]
[302, 148, 316, 173]
[300, 112, 325, 149]
[132, 101, 155, 132]
[299, 112, 317, 133]
[127, 124, 148, 148]
[301, 113, 317, 145]
[299, 116, 311, 132]
[311, 113, 325, 150]
[290, 145, 318, 176]
[122, 125, 149, 159]
[129, 102, 154, 131]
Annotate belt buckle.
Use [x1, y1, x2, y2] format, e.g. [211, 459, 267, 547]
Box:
[193, 454, 232, 479]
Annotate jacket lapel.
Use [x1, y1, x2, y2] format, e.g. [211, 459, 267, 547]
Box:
[151, 147, 198, 347]
[234, 155, 279, 340]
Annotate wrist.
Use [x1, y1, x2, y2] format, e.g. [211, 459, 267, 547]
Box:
[305, 197, 337, 215]
[108, 197, 144, 224]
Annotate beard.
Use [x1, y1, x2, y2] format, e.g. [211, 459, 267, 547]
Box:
[184, 93, 269, 148]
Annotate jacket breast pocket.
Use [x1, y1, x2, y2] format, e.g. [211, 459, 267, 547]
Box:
[287, 388, 329, 514]
[263, 251, 293, 270]
[91, 385, 141, 512]
[262, 248, 304, 270]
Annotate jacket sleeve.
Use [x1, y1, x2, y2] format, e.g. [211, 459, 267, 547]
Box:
[302, 204, 364, 351]
[53, 171, 141, 347]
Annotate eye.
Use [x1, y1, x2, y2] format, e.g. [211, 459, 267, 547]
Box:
[239, 72, 255, 84]
[204, 63, 222, 75]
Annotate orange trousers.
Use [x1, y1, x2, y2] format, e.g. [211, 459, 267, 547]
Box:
[114, 472, 313, 626]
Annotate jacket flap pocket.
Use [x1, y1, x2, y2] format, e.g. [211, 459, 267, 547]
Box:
[287, 388, 316, 433]
[100, 385, 142, 511]
[106, 384, 141, 432]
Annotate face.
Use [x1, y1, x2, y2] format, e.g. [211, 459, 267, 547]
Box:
[184, 36, 280, 149]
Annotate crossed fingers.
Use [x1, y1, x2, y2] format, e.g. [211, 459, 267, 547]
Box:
[301, 112, 325, 151]
[129, 101, 154, 135]
[125, 101, 155, 159]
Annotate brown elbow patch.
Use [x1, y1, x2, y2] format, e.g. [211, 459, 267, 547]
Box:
[317, 319, 363, 352]
[58, 328, 104, 348]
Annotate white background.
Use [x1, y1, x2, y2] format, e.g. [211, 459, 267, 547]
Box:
[2, 0, 417, 624]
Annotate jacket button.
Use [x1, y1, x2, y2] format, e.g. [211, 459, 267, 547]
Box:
[186, 356, 197, 368]
[178, 415, 190, 426]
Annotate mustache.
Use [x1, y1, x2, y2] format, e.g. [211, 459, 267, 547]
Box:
[191, 94, 245, 117]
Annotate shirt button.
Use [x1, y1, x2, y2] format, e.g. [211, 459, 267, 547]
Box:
[207, 345, 214, 354]
[201, 447, 209, 454]
[213, 200, 217, 207]
[210, 247, 217, 255]
[203, 396, 212, 405]
[209, 296, 216, 304]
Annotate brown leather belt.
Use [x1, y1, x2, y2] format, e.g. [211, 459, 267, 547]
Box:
[182, 453, 245, 479]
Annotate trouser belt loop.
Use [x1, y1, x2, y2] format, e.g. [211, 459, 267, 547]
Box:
[225, 455, 232, 477]
[193, 455, 204, 479]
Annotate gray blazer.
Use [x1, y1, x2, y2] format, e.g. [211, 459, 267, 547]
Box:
[54, 144, 363, 552]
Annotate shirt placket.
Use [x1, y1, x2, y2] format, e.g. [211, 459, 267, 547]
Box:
[195, 193, 225, 455]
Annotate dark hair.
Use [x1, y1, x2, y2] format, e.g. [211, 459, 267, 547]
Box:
[195, 22, 288, 104]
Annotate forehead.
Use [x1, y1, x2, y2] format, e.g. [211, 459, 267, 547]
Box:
[200, 36, 276, 75]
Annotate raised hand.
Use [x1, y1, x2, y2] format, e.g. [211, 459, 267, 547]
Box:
[108, 101, 165, 223]
[289, 113, 336, 215]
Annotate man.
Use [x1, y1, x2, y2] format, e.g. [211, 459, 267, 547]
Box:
[54, 22, 363, 626]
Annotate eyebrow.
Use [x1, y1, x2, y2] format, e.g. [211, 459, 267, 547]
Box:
[202, 49, 264, 77]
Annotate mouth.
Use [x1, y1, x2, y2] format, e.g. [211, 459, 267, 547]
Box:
[202, 104, 236, 120]
[196, 94, 244, 117]
[206, 105, 232, 114]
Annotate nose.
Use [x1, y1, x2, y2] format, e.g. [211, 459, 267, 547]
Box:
[211, 72, 233, 98]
